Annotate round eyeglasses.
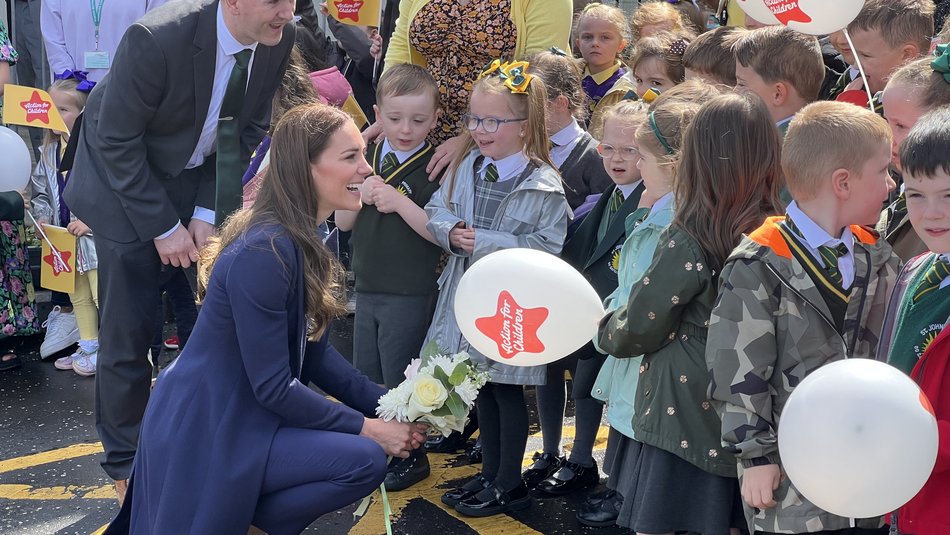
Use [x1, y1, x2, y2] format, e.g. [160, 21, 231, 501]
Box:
[461, 113, 527, 133]
[597, 143, 641, 161]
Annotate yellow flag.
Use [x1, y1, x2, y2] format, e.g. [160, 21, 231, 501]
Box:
[327, 0, 381, 27]
[39, 225, 76, 294]
[341, 94, 369, 129]
[2, 84, 70, 134]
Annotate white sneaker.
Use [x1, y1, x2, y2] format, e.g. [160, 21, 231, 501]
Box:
[53, 353, 74, 370]
[40, 306, 80, 358]
[71, 347, 97, 377]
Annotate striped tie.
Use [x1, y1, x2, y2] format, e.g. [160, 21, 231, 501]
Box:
[379, 152, 400, 179]
[914, 256, 950, 302]
[483, 163, 499, 183]
[609, 188, 624, 215]
[818, 243, 850, 287]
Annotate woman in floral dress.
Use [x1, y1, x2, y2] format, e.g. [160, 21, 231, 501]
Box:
[0, 22, 41, 372]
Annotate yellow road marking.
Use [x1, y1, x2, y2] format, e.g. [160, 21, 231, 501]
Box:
[0, 442, 103, 474]
[522, 425, 610, 466]
[0, 484, 113, 500]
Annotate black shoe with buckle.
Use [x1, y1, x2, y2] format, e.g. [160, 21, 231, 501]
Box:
[521, 452, 562, 489]
[383, 448, 430, 491]
[576, 489, 622, 527]
[465, 437, 482, 464]
[441, 473, 488, 507]
[454, 481, 531, 517]
[537, 459, 599, 496]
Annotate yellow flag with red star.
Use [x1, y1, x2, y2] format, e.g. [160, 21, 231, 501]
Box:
[327, 0, 381, 26]
[39, 225, 76, 294]
[2, 84, 70, 134]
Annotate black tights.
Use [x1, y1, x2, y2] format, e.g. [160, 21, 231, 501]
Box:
[476, 382, 529, 491]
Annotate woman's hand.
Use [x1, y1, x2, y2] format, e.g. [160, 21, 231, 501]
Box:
[67, 220, 92, 237]
[361, 121, 385, 145]
[426, 135, 466, 182]
[369, 30, 384, 60]
[360, 418, 428, 458]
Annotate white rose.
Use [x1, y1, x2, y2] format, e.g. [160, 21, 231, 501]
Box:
[406, 375, 449, 421]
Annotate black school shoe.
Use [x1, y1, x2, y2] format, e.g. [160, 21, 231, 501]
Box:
[465, 437, 482, 463]
[454, 481, 531, 517]
[520, 452, 562, 489]
[576, 489, 622, 527]
[536, 459, 599, 496]
[383, 448, 430, 491]
[441, 473, 488, 507]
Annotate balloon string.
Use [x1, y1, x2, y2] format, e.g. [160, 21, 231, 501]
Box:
[843, 28, 877, 113]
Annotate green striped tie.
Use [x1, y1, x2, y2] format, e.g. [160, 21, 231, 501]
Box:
[379, 151, 400, 179]
[914, 256, 950, 302]
[483, 163, 499, 183]
[215, 48, 253, 226]
[818, 243, 849, 287]
[609, 188, 624, 215]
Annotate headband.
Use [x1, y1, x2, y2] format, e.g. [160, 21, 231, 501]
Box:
[54, 70, 96, 93]
[932, 43, 950, 83]
[649, 111, 675, 155]
[478, 59, 534, 94]
[549, 47, 568, 57]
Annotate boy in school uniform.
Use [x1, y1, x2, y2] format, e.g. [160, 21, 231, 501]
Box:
[879, 108, 950, 535]
[334, 63, 444, 491]
[706, 101, 901, 535]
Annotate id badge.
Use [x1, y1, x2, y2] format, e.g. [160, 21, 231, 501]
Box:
[84, 51, 110, 69]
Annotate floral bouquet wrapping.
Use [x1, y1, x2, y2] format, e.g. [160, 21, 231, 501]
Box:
[376, 342, 489, 436]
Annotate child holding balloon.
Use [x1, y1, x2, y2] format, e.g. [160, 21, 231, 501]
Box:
[423, 59, 570, 518]
[28, 72, 100, 377]
[706, 100, 900, 535]
[881, 106, 950, 535]
[598, 92, 782, 535]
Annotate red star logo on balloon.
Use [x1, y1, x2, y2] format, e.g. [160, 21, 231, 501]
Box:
[333, 0, 364, 22]
[20, 90, 53, 125]
[43, 249, 72, 275]
[765, 0, 812, 25]
[475, 291, 548, 360]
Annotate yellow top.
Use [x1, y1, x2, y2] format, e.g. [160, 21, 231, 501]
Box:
[726, 0, 746, 27]
[383, 0, 573, 71]
[584, 60, 624, 86]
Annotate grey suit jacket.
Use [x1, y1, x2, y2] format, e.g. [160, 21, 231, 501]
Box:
[64, 0, 295, 243]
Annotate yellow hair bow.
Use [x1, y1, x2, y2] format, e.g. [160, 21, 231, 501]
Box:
[478, 59, 535, 94]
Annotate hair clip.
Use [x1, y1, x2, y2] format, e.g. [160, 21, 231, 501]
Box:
[669, 39, 689, 56]
[932, 43, 950, 83]
[478, 59, 535, 94]
[649, 111, 675, 155]
[54, 69, 96, 93]
[549, 47, 568, 57]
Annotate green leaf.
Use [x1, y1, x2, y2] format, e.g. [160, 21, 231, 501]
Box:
[448, 363, 468, 386]
[420, 340, 445, 360]
[430, 405, 453, 417]
[432, 365, 450, 386]
[445, 392, 467, 420]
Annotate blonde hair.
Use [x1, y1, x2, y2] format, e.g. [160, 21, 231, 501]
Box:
[782, 101, 893, 201]
[574, 3, 631, 45]
[600, 100, 648, 132]
[43, 78, 88, 151]
[732, 26, 825, 103]
[631, 2, 686, 41]
[445, 70, 555, 196]
[886, 56, 950, 109]
[849, 0, 935, 54]
[630, 31, 693, 85]
[526, 51, 589, 123]
[682, 26, 739, 86]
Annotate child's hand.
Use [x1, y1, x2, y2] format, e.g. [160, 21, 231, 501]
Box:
[361, 176, 384, 205]
[370, 183, 407, 214]
[741, 464, 782, 510]
[67, 220, 91, 237]
[449, 223, 475, 253]
[369, 30, 384, 60]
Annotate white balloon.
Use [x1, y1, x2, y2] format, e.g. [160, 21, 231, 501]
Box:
[454, 248, 605, 367]
[0, 126, 32, 193]
[778, 359, 938, 518]
[736, 0, 865, 35]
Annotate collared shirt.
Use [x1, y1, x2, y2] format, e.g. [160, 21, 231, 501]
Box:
[380, 139, 426, 168]
[616, 180, 642, 200]
[776, 116, 794, 131]
[478, 151, 531, 183]
[162, 3, 258, 237]
[786, 201, 856, 288]
[940, 253, 950, 290]
[650, 191, 674, 215]
[584, 60, 623, 86]
[549, 120, 585, 168]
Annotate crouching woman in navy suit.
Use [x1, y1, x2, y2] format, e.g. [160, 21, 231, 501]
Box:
[106, 104, 427, 535]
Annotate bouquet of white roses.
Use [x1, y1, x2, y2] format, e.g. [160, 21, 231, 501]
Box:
[376, 341, 489, 436]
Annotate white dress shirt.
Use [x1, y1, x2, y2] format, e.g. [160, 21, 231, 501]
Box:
[41, 0, 166, 82]
[786, 201, 856, 289]
[939, 254, 950, 290]
[478, 151, 532, 183]
[616, 180, 642, 201]
[549, 120, 585, 168]
[380, 139, 426, 169]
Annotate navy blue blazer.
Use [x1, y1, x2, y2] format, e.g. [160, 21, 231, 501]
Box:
[107, 224, 385, 534]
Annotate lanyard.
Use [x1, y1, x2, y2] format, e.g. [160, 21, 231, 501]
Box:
[90, 0, 105, 50]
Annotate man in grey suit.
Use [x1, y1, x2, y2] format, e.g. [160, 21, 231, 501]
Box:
[64, 0, 296, 503]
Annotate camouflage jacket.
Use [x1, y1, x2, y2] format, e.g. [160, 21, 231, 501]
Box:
[706, 216, 900, 533]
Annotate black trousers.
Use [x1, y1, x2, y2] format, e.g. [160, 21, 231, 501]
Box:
[93, 234, 189, 480]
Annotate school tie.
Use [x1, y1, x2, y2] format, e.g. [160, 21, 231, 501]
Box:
[818, 242, 850, 287]
[608, 188, 624, 216]
[379, 151, 400, 180]
[215, 48, 253, 226]
[483, 163, 499, 183]
[549, 140, 559, 151]
[914, 256, 950, 302]
[885, 192, 908, 236]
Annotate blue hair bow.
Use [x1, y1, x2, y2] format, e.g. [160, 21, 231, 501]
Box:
[54, 70, 96, 93]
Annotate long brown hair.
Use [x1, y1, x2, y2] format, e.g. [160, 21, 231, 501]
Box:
[199, 104, 349, 339]
[673, 93, 783, 273]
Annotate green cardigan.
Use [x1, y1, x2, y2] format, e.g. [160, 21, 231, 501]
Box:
[598, 225, 737, 478]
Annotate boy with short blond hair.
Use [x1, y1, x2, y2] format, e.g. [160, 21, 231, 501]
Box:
[683, 26, 740, 86]
[706, 101, 901, 535]
[732, 26, 824, 133]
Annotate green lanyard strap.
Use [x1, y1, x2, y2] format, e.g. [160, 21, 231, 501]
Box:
[89, 0, 105, 49]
